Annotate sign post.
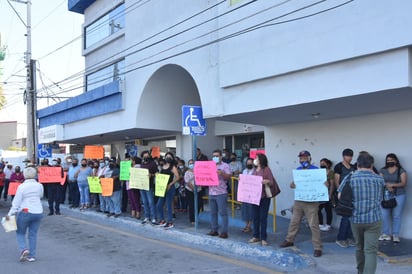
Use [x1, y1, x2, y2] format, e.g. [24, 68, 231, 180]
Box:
[182, 105, 206, 230]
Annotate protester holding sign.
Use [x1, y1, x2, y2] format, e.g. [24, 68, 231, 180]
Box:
[248, 154, 279, 246]
[127, 157, 142, 219]
[184, 159, 202, 224]
[280, 150, 323, 258]
[5, 167, 43, 262]
[104, 159, 121, 217]
[240, 158, 255, 233]
[46, 160, 64, 216]
[207, 149, 231, 239]
[156, 152, 180, 229]
[9, 166, 25, 201]
[75, 159, 93, 211]
[139, 151, 158, 225]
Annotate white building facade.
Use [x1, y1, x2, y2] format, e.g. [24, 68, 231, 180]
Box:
[38, 0, 412, 238]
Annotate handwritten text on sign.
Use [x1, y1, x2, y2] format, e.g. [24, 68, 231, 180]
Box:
[129, 168, 149, 190]
[237, 174, 263, 206]
[8, 182, 21, 196]
[120, 160, 131, 181]
[87, 176, 102, 193]
[292, 169, 328, 202]
[100, 178, 114, 197]
[193, 161, 219, 186]
[38, 166, 63, 183]
[84, 145, 104, 159]
[155, 174, 170, 197]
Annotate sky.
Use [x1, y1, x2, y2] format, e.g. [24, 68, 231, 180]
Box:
[0, 0, 84, 137]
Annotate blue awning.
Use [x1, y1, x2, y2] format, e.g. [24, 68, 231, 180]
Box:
[68, 0, 96, 14]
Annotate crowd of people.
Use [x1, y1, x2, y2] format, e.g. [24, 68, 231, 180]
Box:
[0, 147, 407, 272]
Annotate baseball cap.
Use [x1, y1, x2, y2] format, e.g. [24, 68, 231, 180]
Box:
[342, 148, 354, 157]
[298, 150, 311, 157]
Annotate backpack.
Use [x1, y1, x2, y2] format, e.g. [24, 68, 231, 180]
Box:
[335, 172, 354, 217]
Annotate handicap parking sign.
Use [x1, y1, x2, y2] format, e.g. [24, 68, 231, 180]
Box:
[182, 105, 207, 136]
[38, 144, 52, 158]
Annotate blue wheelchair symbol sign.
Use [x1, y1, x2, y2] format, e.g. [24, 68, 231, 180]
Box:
[38, 144, 52, 158]
[182, 105, 206, 136]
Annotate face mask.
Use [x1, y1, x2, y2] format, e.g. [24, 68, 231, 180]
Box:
[178, 165, 184, 169]
[222, 153, 227, 158]
[253, 159, 259, 166]
[109, 164, 115, 169]
[386, 162, 396, 168]
[143, 157, 149, 162]
[247, 164, 253, 170]
[15, 168, 21, 173]
[188, 164, 194, 169]
[320, 165, 327, 169]
[212, 156, 220, 163]
[81, 163, 87, 167]
[52, 161, 57, 166]
[105, 160, 109, 165]
[165, 157, 173, 163]
[300, 161, 309, 168]
[231, 157, 236, 162]
[99, 162, 105, 168]
[72, 163, 78, 167]
[67, 159, 72, 163]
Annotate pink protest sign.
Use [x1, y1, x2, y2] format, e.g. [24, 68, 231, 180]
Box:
[237, 174, 263, 206]
[249, 150, 265, 159]
[194, 161, 219, 186]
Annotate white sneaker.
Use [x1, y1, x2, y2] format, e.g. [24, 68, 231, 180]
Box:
[378, 234, 391, 241]
[320, 225, 331, 232]
[393, 235, 400, 243]
[319, 224, 325, 230]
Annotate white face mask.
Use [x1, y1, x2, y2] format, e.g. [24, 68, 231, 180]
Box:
[253, 159, 259, 166]
[212, 156, 220, 164]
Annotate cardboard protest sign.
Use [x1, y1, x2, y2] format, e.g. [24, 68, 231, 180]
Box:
[155, 174, 170, 197]
[38, 166, 63, 183]
[129, 168, 149, 190]
[100, 178, 113, 197]
[151, 146, 161, 158]
[237, 174, 263, 206]
[8, 182, 21, 196]
[194, 161, 219, 186]
[292, 169, 328, 202]
[88, 176, 102, 193]
[120, 160, 131, 180]
[249, 149, 265, 159]
[84, 145, 104, 159]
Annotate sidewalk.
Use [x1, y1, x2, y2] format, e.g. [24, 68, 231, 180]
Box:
[2, 199, 410, 273]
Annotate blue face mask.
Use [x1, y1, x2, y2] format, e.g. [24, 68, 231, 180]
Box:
[188, 164, 194, 169]
[212, 156, 220, 163]
[300, 161, 309, 168]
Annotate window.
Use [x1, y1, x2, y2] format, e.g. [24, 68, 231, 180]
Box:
[86, 59, 125, 92]
[84, 3, 125, 49]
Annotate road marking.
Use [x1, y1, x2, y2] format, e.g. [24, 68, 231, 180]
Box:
[65, 216, 281, 274]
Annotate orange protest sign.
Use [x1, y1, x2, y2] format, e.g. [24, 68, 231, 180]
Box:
[38, 166, 63, 183]
[8, 182, 22, 196]
[100, 178, 113, 197]
[151, 146, 160, 158]
[84, 145, 104, 159]
[60, 172, 67, 186]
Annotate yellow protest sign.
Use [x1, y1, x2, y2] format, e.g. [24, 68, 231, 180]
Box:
[101, 178, 113, 196]
[88, 176, 102, 193]
[129, 168, 149, 190]
[155, 173, 170, 197]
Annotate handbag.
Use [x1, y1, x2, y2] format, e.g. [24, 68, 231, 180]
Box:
[381, 168, 400, 209]
[1, 215, 17, 232]
[263, 168, 281, 198]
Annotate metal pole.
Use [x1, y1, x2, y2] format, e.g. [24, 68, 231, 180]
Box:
[192, 135, 198, 230]
[25, 0, 34, 162]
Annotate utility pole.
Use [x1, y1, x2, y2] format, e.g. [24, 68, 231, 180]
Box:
[10, 0, 36, 162]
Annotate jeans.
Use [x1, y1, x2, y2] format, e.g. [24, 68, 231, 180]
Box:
[68, 181, 80, 206]
[77, 181, 90, 205]
[337, 216, 354, 241]
[99, 194, 109, 212]
[16, 212, 43, 257]
[209, 193, 228, 234]
[107, 190, 122, 214]
[252, 197, 271, 241]
[351, 221, 381, 274]
[47, 183, 61, 213]
[381, 194, 406, 236]
[141, 189, 156, 220]
[156, 186, 175, 222]
[186, 189, 201, 223]
[3, 178, 10, 199]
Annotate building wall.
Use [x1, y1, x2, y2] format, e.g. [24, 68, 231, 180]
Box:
[0, 121, 17, 149]
[265, 109, 412, 239]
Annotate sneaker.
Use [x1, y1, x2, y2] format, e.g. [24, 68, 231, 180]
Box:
[20, 249, 29, 262]
[151, 219, 159, 225]
[141, 218, 149, 224]
[319, 224, 325, 230]
[347, 238, 356, 246]
[248, 237, 261, 244]
[26, 257, 36, 262]
[336, 240, 349, 248]
[379, 234, 391, 241]
[320, 225, 331, 232]
[164, 222, 174, 229]
[393, 235, 400, 243]
[158, 220, 167, 227]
